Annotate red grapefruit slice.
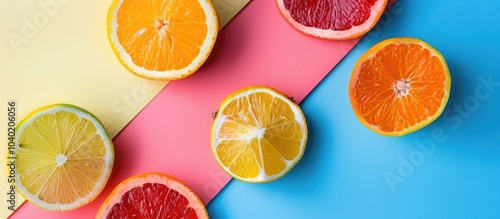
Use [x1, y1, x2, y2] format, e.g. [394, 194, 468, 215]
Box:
[276, 0, 389, 40]
[97, 172, 208, 219]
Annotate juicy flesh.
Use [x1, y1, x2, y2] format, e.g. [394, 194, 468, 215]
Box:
[351, 43, 447, 133]
[116, 0, 208, 71]
[216, 92, 304, 178]
[283, 0, 377, 30]
[106, 183, 198, 219]
[16, 111, 107, 204]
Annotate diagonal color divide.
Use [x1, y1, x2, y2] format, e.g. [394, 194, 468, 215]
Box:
[0, 0, 249, 218]
[3, 0, 397, 218]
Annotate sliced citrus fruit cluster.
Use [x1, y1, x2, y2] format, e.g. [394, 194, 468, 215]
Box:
[276, 0, 389, 40]
[97, 172, 208, 219]
[14, 104, 114, 211]
[211, 86, 308, 183]
[349, 37, 451, 136]
[107, 0, 218, 80]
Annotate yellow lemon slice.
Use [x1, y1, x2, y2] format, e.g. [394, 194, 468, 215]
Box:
[211, 86, 308, 183]
[14, 104, 114, 211]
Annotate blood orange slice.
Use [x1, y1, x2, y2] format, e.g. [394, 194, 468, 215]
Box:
[97, 172, 208, 219]
[276, 0, 388, 40]
[349, 37, 451, 136]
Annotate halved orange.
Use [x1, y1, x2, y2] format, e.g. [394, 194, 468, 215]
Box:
[107, 0, 218, 80]
[96, 172, 208, 219]
[349, 37, 451, 136]
[276, 0, 388, 40]
[211, 86, 308, 183]
[14, 104, 114, 211]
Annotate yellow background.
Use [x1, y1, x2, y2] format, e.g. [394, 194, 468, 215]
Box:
[0, 0, 249, 218]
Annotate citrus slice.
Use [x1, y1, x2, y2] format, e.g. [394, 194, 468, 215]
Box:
[211, 86, 308, 183]
[96, 172, 208, 219]
[349, 37, 451, 136]
[276, 0, 388, 40]
[107, 0, 218, 80]
[14, 104, 114, 211]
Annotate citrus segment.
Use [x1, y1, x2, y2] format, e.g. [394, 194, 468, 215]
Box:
[276, 0, 388, 40]
[349, 37, 451, 136]
[97, 172, 208, 219]
[107, 0, 218, 80]
[211, 86, 308, 183]
[14, 104, 114, 211]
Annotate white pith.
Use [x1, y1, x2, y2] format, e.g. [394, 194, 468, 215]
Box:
[394, 80, 411, 97]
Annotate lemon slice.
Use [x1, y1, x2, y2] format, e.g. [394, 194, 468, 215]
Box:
[14, 104, 114, 211]
[211, 86, 308, 183]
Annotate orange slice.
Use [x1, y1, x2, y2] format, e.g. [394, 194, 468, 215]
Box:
[107, 0, 218, 80]
[14, 104, 114, 211]
[349, 37, 451, 136]
[276, 0, 388, 40]
[97, 172, 208, 219]
[211, 86, 308, 183]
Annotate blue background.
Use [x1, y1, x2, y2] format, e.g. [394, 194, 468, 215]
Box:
[207, 1, 500, 218]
